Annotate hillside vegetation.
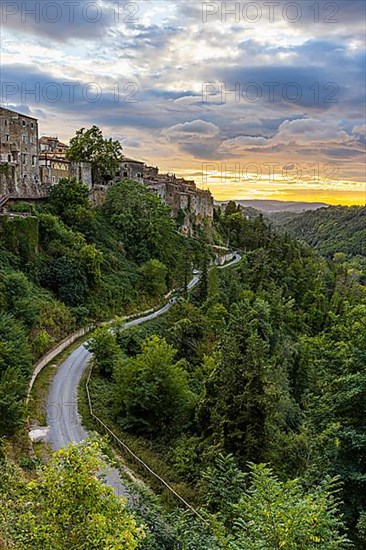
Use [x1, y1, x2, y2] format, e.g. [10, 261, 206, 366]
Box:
[269, 205, 366, 257]
[88, 207, 366, 547]
[0, 179, 204, 437]
[1, 191, 365, 547]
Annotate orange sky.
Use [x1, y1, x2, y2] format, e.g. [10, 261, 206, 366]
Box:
[159, 165, 366, 206]
[3, 0, 365, 208]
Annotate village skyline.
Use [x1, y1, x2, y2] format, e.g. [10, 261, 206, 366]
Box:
[1, 1, 365, 205]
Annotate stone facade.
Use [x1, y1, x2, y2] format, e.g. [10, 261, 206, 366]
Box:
[143, 165, 159, 179]
[115, 158, 144, 184]
[0, 107, 40, 196]
[144, 170, 214, 228]
[39, 135, 68, 154]
[39, 155, 70, 185]
[0, 107, 213, 226]
[69, 161, 92, 189]
[39, 136, 92, 189]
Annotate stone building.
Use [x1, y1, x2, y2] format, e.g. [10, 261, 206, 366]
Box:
[0, 106, 213, 225]
[39, 154, 70, 185]
[143, 165, 159, 179]
[143, 169, 214, 231]
[39, 135, 68, 154]
[0, 106, 40, 196]
[38, 136, 92, 189]
[115, 158, 144, 183]
[69, 161, 92, 189]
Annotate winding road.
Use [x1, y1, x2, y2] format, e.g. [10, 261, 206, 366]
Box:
[46, 253, 241, 495]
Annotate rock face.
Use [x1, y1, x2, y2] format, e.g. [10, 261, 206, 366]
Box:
[29, 427, 49, 443]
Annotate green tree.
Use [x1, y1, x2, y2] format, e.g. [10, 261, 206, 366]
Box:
[230, 463, 349, 549]
[40, 256, 88, 306]
[0, 440, 144, 549]
[103, 180, 179, 265]
[113, 336, 196, 435]
[140, 259, 168, 297]
[66, 126, 122, 184]
[87, 328, 123, 378]
[197, 299, 298, 465]
[195, 251, 209, 304]
[299, 305, 366, 536]
[224, 201, 239, 217]
[0, 312, 32, 435]
[48, 178, 95, 234]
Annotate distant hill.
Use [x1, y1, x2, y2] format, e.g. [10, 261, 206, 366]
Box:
[215, 200, 329, 213]
[270, 205, 366, 257]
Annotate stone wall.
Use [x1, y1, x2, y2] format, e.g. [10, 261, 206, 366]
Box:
[0, 107, 39, 195]
[70, 161, 92, 189]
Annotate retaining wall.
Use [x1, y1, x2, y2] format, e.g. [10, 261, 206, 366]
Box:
[27, 326, 93, 398]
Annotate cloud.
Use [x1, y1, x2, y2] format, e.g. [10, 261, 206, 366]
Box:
[352, 124, 366, 136]
[166, 119, 220, 138]
[273, 119, 352, 145]
[0, 0, 364, 195]
[1, 0, 117, 42]
[165, 120, 222, 159]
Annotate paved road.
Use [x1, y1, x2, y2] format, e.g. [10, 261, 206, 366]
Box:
[46, 253, 241, 495]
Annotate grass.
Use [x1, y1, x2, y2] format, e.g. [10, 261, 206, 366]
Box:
[27, 362, 58, 426]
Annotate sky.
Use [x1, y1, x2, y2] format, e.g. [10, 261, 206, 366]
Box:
[1, 0, 365, 205]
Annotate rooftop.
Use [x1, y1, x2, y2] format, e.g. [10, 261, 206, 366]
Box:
[0, 106, 38, 121]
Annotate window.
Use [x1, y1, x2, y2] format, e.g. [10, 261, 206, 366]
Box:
[52, 176, 56, 184]
[5, 134, 9, 142]
[22, 120, 26, 126]
[22, 135, 27, 143]
[4, 120, 7, 126]
[8, 155, 11, 162]
[30, 122, 34, 128]
[32, 155, 37, 166]
[22, 153, 26, 164]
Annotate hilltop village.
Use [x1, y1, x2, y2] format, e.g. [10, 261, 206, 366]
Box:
[0, 107, 213, 232]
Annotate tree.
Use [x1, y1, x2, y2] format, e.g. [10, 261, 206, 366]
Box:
[230, 463, 349, 549]
[197, 299, 298, 465]
[48, 178, 95, 234]
[299, 305, 366, 536]
[0, 312, 32, 435]
[140, 259, 168, 297]
[0, 439, 144, 549]
[40, 256, 89, 306]
[113, 336, 196, 435]
[195, 251, 209, 304]
[87, 328, 123, 378]
[224, 201, 239, 217]
[103, 179, 179, 265]
[66, 126, 123, 184]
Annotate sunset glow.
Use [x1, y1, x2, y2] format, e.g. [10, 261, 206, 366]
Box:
[1, 0, 365, 205]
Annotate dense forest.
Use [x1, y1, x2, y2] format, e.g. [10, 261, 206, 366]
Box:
[0, 178, 204, 437]
[87, 203, 366, 547]
[268, 206, 366, 257]
[1, 185, 365, 548]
